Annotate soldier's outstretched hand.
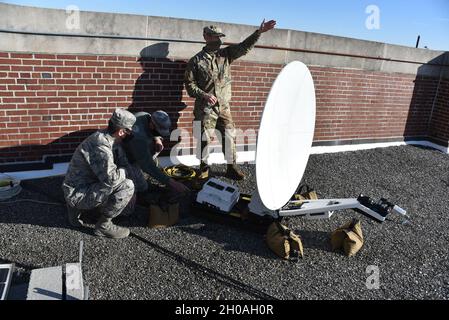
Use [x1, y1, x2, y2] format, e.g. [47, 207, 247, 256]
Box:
[259, 19, 276, 33]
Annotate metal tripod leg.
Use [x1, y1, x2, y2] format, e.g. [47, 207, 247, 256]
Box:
[279, 198, 390, 222]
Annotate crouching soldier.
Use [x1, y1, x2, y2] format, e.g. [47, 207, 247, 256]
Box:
[123, 110, 189, 203]
[62, 108, 137, 239]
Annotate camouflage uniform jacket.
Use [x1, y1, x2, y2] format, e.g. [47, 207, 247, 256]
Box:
[62, 129, 130, 205]
[184, 30, 261, 110]
[123, 112, 170, 185]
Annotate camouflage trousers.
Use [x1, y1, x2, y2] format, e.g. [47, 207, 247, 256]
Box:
[63, 164, 148, 219]
[194, 104, 237, 164]
[63, 178, 135, 219]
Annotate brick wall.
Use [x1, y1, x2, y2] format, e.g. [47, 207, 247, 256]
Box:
[0, 51, 445, 165]
[312, 68, 437, 141]
[428, 79, 449, 144]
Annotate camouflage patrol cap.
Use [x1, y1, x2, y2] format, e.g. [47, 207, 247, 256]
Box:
[151, 110, 171, 137]
[203, 25, 226, 37]
[110, 108, 136, 131]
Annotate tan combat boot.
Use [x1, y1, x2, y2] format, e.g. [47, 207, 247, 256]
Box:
[198, 162, 210, 180]
[94, 216, 130, 239]
[226, 164, 245, 180]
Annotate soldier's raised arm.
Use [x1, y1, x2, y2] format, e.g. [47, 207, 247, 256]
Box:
[224, 19, 276, 63]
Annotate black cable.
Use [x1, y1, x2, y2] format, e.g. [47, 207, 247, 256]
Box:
[131, 232, 279, 300]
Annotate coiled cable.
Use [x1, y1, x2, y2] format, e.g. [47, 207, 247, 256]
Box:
[0, 173, 22, 201]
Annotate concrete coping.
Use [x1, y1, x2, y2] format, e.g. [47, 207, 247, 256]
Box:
[0, 3, 448, 77]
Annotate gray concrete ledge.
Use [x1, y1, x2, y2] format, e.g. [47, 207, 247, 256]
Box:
[1, 3, 447, 77]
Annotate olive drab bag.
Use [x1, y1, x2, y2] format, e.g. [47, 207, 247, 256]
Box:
[148, 203, 179, 228]
[294, 184, 318, 202]
[330, 219, 364, 257]
[266, 222, 304, 261]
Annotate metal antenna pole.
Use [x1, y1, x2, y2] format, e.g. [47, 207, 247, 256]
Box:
[79, 240, 84, 264]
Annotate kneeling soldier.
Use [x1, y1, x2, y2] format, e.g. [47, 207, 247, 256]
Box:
[62, 108, 137, 239]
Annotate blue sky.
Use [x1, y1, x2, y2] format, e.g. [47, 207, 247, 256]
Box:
[3, 0, 449, 50]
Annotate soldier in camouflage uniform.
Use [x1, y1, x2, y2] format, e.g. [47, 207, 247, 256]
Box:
[123, 110, 189, 204]
[184, 19, 276, 180]
[62, 108, 137, 239]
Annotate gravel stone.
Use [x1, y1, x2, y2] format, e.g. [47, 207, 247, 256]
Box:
[0, 145, 448, 300]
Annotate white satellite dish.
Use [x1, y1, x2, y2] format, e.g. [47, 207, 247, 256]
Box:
[248, 61, 408, 223]
[195, 60, 408, 224]
[255, 61, 316, 211]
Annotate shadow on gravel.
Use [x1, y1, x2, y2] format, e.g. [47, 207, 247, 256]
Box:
[176, 223, 277, 260]
[20, 178, 66, 204]
[0, 176, 157, 233]
[295, 230, 334, 254]
[406, 143, 444, 153]
[0, 204, 99, 238]
[130, 232, 279, 300]
[0, 177, 97, 236]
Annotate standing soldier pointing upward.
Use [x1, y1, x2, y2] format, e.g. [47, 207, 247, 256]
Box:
[184, 19, 276, 180]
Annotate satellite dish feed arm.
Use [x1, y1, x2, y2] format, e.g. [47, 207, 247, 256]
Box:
[278, 195, 408, 223]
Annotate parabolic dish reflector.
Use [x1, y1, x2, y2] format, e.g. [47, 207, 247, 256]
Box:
[256, 61, 316, 210]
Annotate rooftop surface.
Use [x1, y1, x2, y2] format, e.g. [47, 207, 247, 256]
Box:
[0, 145, 448, 300]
